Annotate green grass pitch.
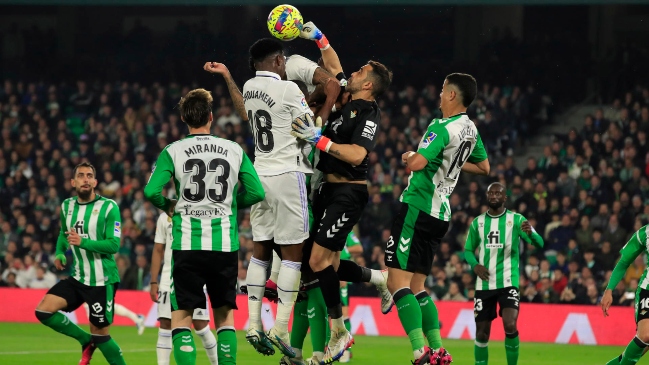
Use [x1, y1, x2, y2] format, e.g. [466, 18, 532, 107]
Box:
[0, 323, 626, 364]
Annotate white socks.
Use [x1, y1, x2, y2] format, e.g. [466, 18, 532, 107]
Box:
[195, 326, 218, 365]
[369, 269, 385, 287]
[331, 316, 346, 332]
[246, 257, 269, 331]
[313, 351, 325, 362]
[115, 303, 140, 323]
[270, 250, 282, 283]
[156, 329, 172, 365]
[275, 260, 302, 333]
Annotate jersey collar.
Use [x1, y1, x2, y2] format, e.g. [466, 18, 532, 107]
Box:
[256, 71, 281, 80]
[486, 209, 507, 218]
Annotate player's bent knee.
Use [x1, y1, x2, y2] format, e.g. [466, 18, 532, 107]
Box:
[193, 319, 209, 331]
[503, 321, 517, 334]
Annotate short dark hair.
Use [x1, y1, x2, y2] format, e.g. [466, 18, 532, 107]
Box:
[445, 73, 477, 107]
[249, 38, 284, 72]
[178, 88, 213, 129]
[73, 162, 96, 177]
[367, 60, 393, 97]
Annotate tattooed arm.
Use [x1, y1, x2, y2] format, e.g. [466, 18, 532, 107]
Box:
[203, 62, 248, 121]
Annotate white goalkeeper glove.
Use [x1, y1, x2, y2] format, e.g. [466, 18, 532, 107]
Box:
[291, 114, 333, 152]
[299, 21, 330, 50]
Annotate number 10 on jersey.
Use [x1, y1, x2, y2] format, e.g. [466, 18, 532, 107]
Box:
[248, 109, 274, 153]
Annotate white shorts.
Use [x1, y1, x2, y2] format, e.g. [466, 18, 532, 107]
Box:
[251, 172, 310, 245]
[157, 289, 210, 321]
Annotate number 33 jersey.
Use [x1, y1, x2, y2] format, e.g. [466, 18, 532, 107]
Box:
[242, 70, 314, 177]
[401, 113, 488, 221]
[149, 135, 259, 252]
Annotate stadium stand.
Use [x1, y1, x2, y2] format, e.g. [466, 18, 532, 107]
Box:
[0, 21, 647, 312]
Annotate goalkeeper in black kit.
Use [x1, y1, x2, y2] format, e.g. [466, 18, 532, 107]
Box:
[291, 21, 394, 364]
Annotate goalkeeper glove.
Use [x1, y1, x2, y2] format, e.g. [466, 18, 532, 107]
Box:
[299, 21, 330, 50]
[291, 114, 333, 152]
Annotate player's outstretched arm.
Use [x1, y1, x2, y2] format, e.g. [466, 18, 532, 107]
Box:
[606, 233, 645, 292]
[144, 149, 174, 213]
[237, 153, 265, 209]
[76, 202, 121, 255]
[300, 21, 343, 76]
[204, 62, 248, 122]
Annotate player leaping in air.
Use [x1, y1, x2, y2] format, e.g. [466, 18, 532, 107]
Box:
[464, 182, 543, 365]
[602, 225, 649, 365]
[383, 73, 490, 365]
[290, 22, 394, 363]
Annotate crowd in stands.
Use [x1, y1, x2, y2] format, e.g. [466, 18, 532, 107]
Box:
[0, 46, 647, 309]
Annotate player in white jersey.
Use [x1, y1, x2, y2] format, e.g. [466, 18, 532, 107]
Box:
[150, 212, 217, 365]
[245, 38, 316, 358]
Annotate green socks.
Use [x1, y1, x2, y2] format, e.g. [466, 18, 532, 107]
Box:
[291, 300, 309, 351]
[619, 337, 647, 365]
[394, 288, 426, 357]
[307, 287, 328, 355]
[217, 327, 237, 365]
[606, 354, 622, 365]
[36, 310, 92, 346]
[475, 340, 488, 365]
[94, 335, 126, 365]
[505, 332, 519, 365]
[173, 327, 196, 365]
[416, 291, 442, 349]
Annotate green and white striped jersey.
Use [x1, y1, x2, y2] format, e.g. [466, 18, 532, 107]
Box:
[56, 195, 121, 286]
[464, 210, 544, 290]
[401, 113, 487, 221]
[144, 134, 264, 252]
[606, 225, 649, 292]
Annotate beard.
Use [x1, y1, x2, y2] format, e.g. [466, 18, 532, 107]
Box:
[488, 201, 503, 210]
[77, 187, 93, 200]
[345, 78, 362, 94]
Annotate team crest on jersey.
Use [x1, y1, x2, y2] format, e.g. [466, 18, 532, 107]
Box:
[421, 131, 437, 148]
[507, 221, 513, 227]
[350, 110, 357, 118]
[92, 209, 99, 215]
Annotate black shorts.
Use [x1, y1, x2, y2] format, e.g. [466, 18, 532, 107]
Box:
[310, 182, 368, 253]
[474, 286, 520, 322]
[635, 288, 649, 323]
[384, 203, 449, 274]
[171, 250, 238, 312]
[47, 278, 117, 328]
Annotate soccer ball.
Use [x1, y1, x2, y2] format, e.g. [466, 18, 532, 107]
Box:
[267, 4, 303, 41]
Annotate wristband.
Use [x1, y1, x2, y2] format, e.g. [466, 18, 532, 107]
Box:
[316, 136, 332, 152]
[407, 152, 415, 159]
[150, 282, 158, 285]
[316, 35, 330, 50]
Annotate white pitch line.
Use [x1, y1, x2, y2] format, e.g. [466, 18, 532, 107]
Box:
[0, 348, 154, 355]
